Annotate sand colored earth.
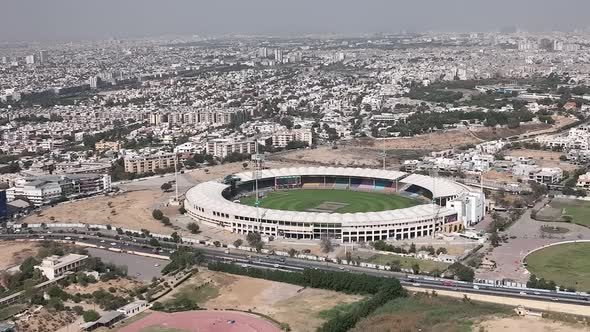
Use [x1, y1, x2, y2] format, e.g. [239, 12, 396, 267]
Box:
[163, 270, 362, 332]
[0, 240, 39, 271]
[506, 149, 577, 171]
[22, 189, 178, 235]
[65, 277, 145, 297]
[476, 316, 590, 332]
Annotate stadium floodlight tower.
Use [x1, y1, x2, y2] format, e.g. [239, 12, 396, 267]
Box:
[251, 141, 265, 232]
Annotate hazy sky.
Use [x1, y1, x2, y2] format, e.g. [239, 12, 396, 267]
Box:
[1, 0, 589, 41]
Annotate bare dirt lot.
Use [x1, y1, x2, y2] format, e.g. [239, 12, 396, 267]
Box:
[476, 316, 590, 332]
[23, 189, 177, 235]
[65, 277, 145, 297]
[0, 241, 40, 271]
[506, 149, 576, 171]
[163, 270, 363, 332]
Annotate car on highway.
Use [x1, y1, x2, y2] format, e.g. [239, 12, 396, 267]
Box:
[100, 240, 105, 243]
[551, 298, 559, 301]
[110, 242, 117, 246]
[519, 291, 527, 295]
[154, 263, 160, 267]
[241, 264, 248, 268]
[412, 283, 421, 287]
[473, 285, 479, 290]
[273, 264, 279, 268]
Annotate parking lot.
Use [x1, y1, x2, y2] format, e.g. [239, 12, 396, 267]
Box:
[86, 247, 166, 281]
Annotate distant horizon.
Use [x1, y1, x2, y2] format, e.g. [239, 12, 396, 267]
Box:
[1, 0, 590, 43]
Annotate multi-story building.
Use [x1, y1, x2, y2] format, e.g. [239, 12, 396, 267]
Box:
[6, 174, 111, 206]
[35, 254, 88, 280]
[95, 140, 121, 151]
[124, 152, 176, 174]
[446, 192, 486, 227]
[271, 129, 313, 148]
[206, 139, 256, 159]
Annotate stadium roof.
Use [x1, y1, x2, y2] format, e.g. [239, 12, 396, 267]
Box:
[185, 168, 466, 226]
[233, 167, 407, 183]
[401, 174, 471, 198]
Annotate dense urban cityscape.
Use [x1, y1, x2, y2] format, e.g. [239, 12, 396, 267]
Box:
[1, 4, 590, 331]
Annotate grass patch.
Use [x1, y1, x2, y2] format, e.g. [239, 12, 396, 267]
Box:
[526, 242, 590, 291]
[0, 304, 26, 320]
[318, 301, 364, 320]
[172, 283, 219, 304]
[367, 254, 450, 273]
[352, 293, 512, 332]
[240, 189, 418, 213]
[551, 198, 590, 227]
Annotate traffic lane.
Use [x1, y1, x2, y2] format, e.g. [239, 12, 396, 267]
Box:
[86, 247, 164, 282]
[3, 234, 589, 304]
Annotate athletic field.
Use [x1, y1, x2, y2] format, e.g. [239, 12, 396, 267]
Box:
[239, 189, 418, 213]
[526, 242, 590, 291]
[549, 198, 590, 227]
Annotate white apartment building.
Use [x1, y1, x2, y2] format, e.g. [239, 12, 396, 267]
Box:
[534, 168, 563, 184]
[446, 191, 486, 227]
[7, 174, 111, 206]
[35, 254, 88, 280]
[206, 139, 256, 159]
[271, 129, 313, 148]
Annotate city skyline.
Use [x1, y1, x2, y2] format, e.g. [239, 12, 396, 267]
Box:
[2, 0, 590, 42]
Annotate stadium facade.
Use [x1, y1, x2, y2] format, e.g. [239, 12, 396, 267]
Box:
[184, 167, 485, 243]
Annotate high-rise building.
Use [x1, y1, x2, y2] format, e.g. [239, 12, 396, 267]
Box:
[39, 50, 48, 63]
[259, 47, 268, 58]
[552, 40, 564, 52]
[25, 55, 36, 65]
[274, 49, 283, 63]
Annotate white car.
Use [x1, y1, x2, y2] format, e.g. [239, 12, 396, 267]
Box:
[519, 291, 527, 295]
[100, 240, 105, 243]
[110, 242, 117, 246]
[154, 263, 160, 267]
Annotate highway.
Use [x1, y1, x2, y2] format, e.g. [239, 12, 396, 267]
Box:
[2, 230, 590, 307]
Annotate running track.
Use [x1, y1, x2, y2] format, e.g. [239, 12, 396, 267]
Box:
[118, 310, 281, 332]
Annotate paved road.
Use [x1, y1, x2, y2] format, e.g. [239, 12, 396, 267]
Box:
[86, 247, 164, 281]
[4, 231, 590, 307]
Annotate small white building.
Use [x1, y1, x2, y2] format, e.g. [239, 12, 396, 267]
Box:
[117, 300, 149, 317]
[35, 254, 88, 280]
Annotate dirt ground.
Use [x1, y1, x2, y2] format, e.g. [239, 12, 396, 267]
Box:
[164, 270, 363, 332]
[506, 149, 576, 171]
[476, 316, 590, 332]
[15, 308, 77, 332]
[65, 277, 145, 297]
[0, 241, 40, 271]
[482, 169, 515, 182]
[22, 189, 180, 235]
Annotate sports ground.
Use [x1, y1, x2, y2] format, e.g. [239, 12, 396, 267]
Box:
[538, 198, 590, 227]
[117, 310, 280, 332]
[239, 189, 419, 213]
[525, 242, 590, 291]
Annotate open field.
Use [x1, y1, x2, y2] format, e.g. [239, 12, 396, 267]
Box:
[0, 241, 39, 271]
[366, 254, 451, 274]
[351, 293, 513, 332]
[22, 189, 178, 234]
[506, 149, 577, 171]
[476, 316, 590, 332]
[525, 242, 590, 291]
[159, 270, 363, 332]
[545, 198, 590, 227]
[240, 189, 418, 213]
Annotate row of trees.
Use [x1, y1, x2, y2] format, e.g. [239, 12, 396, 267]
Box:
[372, 240, 447, 256]
[208, 262, 406, 332]
[161, 246, 204, 275]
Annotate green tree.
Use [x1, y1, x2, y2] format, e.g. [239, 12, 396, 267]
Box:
[83, 310, 100, 322]
[320, 236, 334, 253]
[161, 182, 172, 192]
[152, 209, 164, 220]
[187, 222, 200, 234]
[149, 238, 161, 247]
